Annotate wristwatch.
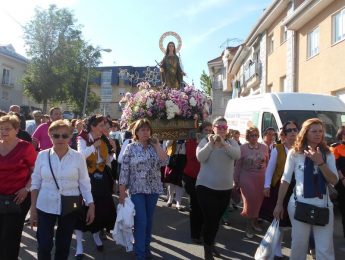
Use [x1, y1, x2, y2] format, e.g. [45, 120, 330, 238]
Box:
[25, 186, 31, 192]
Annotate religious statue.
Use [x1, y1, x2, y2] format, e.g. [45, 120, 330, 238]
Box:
[160, 41, 185, 89]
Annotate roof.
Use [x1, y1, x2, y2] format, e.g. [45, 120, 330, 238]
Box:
[0, 44, 28, 64]
[92, 65, 161, 86]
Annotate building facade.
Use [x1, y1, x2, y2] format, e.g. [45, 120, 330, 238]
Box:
[90, 66, 161, 119]
[0, 45, 30, 111]
[207, 46, 239, 120]
[226, 0, 345, 100]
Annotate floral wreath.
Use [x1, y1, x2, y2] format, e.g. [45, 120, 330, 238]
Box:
[159, 31, 182, 54]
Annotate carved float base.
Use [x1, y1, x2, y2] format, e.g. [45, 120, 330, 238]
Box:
[151, 119, 195, 140]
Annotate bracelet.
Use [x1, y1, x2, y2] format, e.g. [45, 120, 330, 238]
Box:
[318, 162, 326, 167]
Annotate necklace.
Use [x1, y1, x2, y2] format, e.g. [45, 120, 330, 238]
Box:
[248, 143, 259, 150]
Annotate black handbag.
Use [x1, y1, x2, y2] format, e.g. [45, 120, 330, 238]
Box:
[48, 149, 83, 217]
[293, 188, 329, 226]
[294, 201, 329, 226]
[0, 194, 21, 214]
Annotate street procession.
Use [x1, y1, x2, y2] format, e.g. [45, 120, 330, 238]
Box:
[1, 1, 345, 260]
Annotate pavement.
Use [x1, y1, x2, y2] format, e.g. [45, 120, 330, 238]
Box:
[19, 195, 344, 260]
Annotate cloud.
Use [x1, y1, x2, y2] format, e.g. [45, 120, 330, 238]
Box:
[174, 0, 230, 18]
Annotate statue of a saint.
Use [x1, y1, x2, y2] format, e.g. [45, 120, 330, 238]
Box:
[160, 42, 185, 89]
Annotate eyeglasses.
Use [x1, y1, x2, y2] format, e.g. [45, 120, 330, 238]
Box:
[0, 127, 14, 132]
[249, 134, 259, 138]
[285, 128, 298, 133]
[214, 125, 228, 130]
[52, 133, 70, 139]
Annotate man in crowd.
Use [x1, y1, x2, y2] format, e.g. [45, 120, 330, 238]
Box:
[26, 110, 42, 135]
[9, 105, 26, 130]
[32, 107, 62, 151]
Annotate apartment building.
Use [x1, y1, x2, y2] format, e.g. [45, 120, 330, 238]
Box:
[0, 44, 27, 111]
[207, 46, 240, 119]
[91, 66, 161, 119]
[226, 0, 345, 99]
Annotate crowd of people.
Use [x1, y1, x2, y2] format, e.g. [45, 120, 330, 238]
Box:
[0, 105, 344, 260]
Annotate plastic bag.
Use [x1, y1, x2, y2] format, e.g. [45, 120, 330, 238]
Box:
[254, 219, 280, 260]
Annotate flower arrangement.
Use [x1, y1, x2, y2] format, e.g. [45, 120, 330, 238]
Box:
[120, 82, 210, 129]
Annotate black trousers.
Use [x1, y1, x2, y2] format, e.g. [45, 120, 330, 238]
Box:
[37, 209, 77, 260]
[0, 196, 30, 260]
[196, 185, 231, 246]
[183, 175, 203, 240]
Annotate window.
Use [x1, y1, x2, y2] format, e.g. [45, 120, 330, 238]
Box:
[262, 112, 278, 136]
[267, 34, 274, 54]
[266, 83, 273, 93]
[281, 25, 287, 43]
[307, 27, 319, 58]
[332, 9, 345, 44]
[280, 76, 286, 92]
[2, 68, 10, 85]
[2, 90, 9, 100]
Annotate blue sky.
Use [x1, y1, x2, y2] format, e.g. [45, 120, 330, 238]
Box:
[1, 0, 272, 88]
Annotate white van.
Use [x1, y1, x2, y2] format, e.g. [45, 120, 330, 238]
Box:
[224, 93, 345, 144]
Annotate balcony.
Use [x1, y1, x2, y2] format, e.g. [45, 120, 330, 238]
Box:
[243, 62, 262, 89]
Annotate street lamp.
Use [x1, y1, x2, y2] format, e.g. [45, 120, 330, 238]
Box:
[82, 48, 112, 117]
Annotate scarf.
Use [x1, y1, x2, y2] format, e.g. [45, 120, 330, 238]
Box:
[79, 130, 108, 174]
[303, 155, 326, 198]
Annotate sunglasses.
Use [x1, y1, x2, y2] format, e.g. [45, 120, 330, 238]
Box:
[249, 134, 259, 138]
[52, 133, 70, 139]
[285, 128, 298, 133]
[214, 125, 228, 130]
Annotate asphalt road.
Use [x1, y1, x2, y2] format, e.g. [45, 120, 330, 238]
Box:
[19, 195, 344, 260]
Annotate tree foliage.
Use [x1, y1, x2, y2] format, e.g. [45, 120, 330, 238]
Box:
[200, 70, 212, 96]
[22, 5, 101, 114]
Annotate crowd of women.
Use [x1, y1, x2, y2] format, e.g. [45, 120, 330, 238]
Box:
[0, 108, 344, 260]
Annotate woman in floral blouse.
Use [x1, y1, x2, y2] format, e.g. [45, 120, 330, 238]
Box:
[119, 119, 168, 260]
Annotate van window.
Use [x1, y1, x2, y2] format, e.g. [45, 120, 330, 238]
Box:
[262, 112, 278, 133]
[279, 110, 344, 144]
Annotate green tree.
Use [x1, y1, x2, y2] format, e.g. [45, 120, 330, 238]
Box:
[22, 4, 101, 114]
[200, 70, 212, 96]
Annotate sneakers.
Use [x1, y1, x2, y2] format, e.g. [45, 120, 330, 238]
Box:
[252, 225, 263, 232]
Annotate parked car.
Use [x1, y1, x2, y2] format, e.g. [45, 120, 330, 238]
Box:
[62, 111, 75, 120]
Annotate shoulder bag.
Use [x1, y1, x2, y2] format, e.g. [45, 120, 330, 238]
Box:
[0, 194, 21, 214]
[293, 187, 329, 226]
[48, 149, 83, 216]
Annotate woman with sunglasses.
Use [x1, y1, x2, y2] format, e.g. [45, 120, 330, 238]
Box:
[274, 118, 338, 259]
[74, 115, 116, 258]
[259, 121, 298, 259]
[234, 127, 268, 238]
[30, 119, 94, 260]
[196, 116, 240, 259]
[0, 114, 37, 260]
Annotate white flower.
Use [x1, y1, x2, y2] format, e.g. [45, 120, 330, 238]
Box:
[165, 100, 180, 120]
[146, 97, 154, 108]
[189, 97, 197, 107]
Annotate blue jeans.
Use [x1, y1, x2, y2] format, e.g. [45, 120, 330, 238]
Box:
[131, 193, 159, 260]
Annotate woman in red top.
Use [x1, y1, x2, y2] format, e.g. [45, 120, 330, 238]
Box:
[183, 121, 213, 244]
[0, 114, 37, 259]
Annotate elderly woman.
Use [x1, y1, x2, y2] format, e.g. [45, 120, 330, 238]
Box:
[74, 115, 116, 258]
[30, 119, 94, 260]
[119, 119, 168, 260]
[274, 118, 338, 260]
[196, 116, 240, 260]
[0, 114, 36, 260]
[234, 127, 268, 239]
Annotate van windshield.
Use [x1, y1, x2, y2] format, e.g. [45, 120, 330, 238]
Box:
[278, 110, 345, 144]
